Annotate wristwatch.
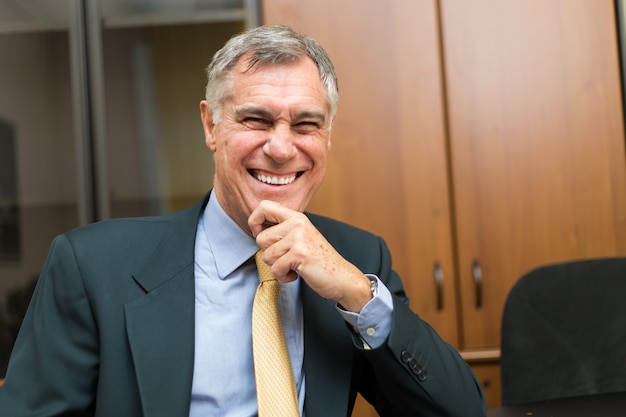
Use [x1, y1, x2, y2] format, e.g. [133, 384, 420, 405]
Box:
[369, 276, 378, 297]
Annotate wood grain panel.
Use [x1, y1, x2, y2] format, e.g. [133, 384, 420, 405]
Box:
[441, 0, 626, 348]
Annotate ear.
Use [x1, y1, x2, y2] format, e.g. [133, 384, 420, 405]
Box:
[200, 100, 217, 152]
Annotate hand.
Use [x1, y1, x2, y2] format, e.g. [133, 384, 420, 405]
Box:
[249, 200, 373, 312]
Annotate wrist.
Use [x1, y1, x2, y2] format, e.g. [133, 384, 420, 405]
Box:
[337, 274, 375, 313]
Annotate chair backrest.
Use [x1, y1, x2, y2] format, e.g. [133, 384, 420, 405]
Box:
[500, 257, 626, 406]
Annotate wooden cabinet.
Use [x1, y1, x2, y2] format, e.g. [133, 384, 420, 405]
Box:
[263, 0, 626, 410]
[471, 361, 502, 410]
[441, 0, 626, 349]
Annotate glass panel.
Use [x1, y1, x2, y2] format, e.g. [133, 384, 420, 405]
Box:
[0, 0, 259, 380]
[0, 1, 76, 378]
[99, 1, 249, 217]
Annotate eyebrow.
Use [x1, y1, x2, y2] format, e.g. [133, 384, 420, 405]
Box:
[234, 106, 274, 120]
[294, 110, 327, 124]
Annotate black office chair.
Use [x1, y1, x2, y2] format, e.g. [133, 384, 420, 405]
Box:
[500, 257, 626, 406]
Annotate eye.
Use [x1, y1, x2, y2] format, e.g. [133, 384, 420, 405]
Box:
[293, 121, 322, 134]
[242, 117, 272, 130]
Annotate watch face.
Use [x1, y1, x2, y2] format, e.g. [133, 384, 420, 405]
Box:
[370, 278, 378, 297]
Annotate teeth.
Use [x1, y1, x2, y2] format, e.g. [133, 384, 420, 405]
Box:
[256, 174, 297, 185]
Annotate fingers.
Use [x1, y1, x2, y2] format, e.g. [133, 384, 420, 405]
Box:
[248, 200, 294, 238]
[249, 200, 307, 281]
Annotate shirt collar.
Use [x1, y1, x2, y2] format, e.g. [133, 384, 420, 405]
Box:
[202, 191, 259, 279]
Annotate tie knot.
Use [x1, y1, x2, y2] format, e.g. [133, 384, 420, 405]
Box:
[255, 250, 276, 284]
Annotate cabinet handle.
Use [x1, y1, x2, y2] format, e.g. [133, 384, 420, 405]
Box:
[434, 262, 444, 311]
[472, 259, 483, 309]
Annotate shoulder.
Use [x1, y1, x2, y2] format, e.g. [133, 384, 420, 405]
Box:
[67, 205, 197, 242]
[56, 198, 206, 264]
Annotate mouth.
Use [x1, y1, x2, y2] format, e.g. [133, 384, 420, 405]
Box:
[250, 170, 302, 185]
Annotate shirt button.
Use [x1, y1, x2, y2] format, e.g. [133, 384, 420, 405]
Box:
[366, 327, 376, 336]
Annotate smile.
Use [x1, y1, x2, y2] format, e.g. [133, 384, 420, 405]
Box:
[255, 173, 298, 185]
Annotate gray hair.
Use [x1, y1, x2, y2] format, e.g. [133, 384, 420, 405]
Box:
[204, 25, 339, 125]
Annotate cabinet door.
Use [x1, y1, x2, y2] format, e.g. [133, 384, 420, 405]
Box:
[262, 0, 460, 346]
[471, 362, 502, 409]
[441, 0, 626, 348]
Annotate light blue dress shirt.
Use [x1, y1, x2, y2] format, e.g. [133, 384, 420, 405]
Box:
[189, 192, 393, 416]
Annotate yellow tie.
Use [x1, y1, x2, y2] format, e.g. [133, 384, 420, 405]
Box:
[252, 250, 300, 417]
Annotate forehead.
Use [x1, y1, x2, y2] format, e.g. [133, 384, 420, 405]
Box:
[228, 56, 329, 112]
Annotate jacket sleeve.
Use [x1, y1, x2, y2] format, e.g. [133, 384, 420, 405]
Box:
[0, 234, 99, 416]
[351, 236, 486, 417]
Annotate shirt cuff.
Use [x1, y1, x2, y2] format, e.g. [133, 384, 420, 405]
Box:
[336, 275, 394, 349]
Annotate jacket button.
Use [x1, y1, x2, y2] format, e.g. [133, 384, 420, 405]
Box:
[415, 369, 427, 381]
[408, 359, 427, 381]
[401, 351, 427, 381]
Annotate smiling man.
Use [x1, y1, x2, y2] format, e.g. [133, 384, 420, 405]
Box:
[0, 26, 485, 417]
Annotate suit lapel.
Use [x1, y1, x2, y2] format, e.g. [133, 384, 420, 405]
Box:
[125, 266, 195, 417]
[302, 282, 354, 417]
[124, 196, 208, 417]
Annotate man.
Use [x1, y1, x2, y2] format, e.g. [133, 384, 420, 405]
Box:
[0, 25, 485, 416]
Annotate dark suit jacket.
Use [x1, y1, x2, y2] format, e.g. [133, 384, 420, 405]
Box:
[0, 193, 485, 416]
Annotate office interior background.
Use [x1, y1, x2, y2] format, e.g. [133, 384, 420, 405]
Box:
[0, 0, 255, 365]
[2, 0, 626, 412]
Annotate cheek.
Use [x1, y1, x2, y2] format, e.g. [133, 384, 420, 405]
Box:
[306, 137, 331, 167]
[215, 129, 256, 162]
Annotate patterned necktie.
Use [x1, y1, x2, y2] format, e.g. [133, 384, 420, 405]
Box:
[252, 250, 300, 416]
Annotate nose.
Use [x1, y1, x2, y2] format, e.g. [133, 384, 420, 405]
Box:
[263, 123, 298, 163]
